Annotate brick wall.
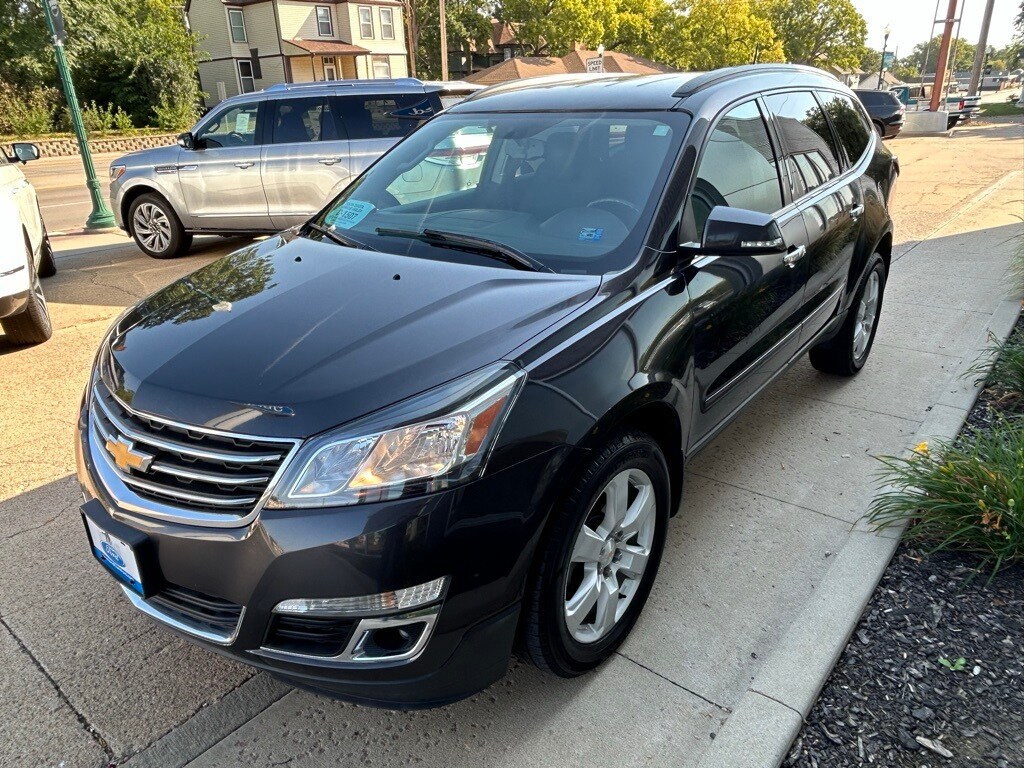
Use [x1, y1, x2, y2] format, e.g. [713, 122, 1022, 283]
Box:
[30, 134, 179, 158]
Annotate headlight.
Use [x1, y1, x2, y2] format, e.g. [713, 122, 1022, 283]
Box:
[266, 363, 525, 509]
[110, 165, 126, 182]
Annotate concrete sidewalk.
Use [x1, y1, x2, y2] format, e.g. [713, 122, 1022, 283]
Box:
[0, 122, 1021, 768]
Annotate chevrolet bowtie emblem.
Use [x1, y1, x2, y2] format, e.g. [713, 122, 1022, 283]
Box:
[105, 436, 154, 473]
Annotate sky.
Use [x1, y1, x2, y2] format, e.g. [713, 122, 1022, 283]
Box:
[852, 0, 1020, 56]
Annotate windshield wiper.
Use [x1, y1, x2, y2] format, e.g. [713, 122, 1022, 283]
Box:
[303, 221, 377, 252]
[375, 228, 551, 273]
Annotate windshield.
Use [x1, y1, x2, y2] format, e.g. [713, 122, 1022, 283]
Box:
[310, 111, 689, 275]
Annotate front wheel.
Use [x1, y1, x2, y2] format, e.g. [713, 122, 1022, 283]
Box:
[809, 255, 886, 376]
[522, 430, 670, 676]
[129, 193, 192, 259]
[36, 229, 57, 278]
[1, 240, 53, 345]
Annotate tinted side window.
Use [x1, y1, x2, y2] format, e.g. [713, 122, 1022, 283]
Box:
[195, 103, 260, 148]
[765, 91, 841, 198]
[690, 100, 783, 235]
[818, 92, 871, 165]
[332, 94, 439, 140]
[269, 97, 341, 144]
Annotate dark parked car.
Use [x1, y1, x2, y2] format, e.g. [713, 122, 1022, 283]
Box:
[76, 65, 899, 708]
[853, 89, 906, 138]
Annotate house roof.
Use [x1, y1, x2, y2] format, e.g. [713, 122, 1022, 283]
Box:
[283, 39, 371, 56]
[464, 49, 674, 85]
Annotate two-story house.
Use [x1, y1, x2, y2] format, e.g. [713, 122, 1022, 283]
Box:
[186, 0, 410, 106]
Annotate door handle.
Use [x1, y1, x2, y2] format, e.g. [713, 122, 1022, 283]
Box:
[784, 246, 807, 268]
[850, 204, 865, 218]
[234, 161, 255, 169]
[318, 157, 341, 166]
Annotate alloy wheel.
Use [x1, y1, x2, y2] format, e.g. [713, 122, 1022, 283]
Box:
[563, 468, 656, 644]
[853, 270, 880, 362]
[133, 203, 172, 253]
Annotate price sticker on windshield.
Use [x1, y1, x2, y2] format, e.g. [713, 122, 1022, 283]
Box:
[326, 200, 375, 230]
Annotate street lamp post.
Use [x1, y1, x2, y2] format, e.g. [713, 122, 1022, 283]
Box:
[40, 0, 115, 230]
[878, 24, 892, 90]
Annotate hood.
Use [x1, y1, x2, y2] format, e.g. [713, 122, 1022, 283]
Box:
[104, 234, 601, 438]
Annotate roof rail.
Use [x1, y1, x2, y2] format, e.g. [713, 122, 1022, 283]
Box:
[671, 64, 836, 97]
[265, 78, 424, 92]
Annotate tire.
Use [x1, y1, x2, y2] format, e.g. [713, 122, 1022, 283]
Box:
[809, 254, 886, 376]
[873, 121, 885, 139]
[1, 239, 53, 345]
[128, 193, 192, 259]
[522, 430, 670, 677]
[946, 116, 959, 131]
[36, 229, 56, 278]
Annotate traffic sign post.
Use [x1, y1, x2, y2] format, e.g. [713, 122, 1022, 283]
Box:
[40, 0, 116, 230]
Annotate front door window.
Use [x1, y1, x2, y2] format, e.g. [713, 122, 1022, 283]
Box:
[195, 103, 260, 148]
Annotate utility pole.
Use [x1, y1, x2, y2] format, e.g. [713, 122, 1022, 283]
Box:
[968, 0, 995, 96]
[404, 0, 416, 77]
[878, 25, 891, 90]
[929, 0, 958, 113]
[40, 0, 115, 229]
[438, 0, 448, 81]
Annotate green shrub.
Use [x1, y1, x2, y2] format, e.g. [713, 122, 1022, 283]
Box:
[1010, 234, 1024, 298]
[0, 83, 58, 137]
[112, 107, 136, 136]
[868, 424, 1024, 573]
[968, 329, 1024, 411]
[152, 94, 201, 132]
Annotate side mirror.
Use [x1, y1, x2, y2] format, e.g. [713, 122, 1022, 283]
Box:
[11, 142, 40, 164]
[682, 206, 786, 258]
[177, 132, 195, 150]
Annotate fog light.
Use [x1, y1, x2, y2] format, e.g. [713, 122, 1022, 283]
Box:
[274, 576, 448, 617]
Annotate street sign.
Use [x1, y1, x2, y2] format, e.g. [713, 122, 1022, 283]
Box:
[586, 56, 603, 73]
[882, 51, 895, 69]
[46, 0, 66, 43]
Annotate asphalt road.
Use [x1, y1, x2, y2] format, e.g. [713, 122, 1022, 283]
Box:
[2, 120, 1022, 768]
[22, 151, 122, 235]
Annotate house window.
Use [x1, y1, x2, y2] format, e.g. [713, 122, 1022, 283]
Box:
[316, 6, 333, 36]
[371, 55, 391, 79]
[379, 7, 395, 40]
[323, 56, 338, 80]
[238, 60, 256, 93]
[358, 6, 373, 38]
[227, 8, 247, 43]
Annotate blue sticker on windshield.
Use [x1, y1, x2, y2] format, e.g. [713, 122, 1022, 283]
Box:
[326, 200, 375, 230]
[578, 227, 604, 241]
[653, 125, 670, 137]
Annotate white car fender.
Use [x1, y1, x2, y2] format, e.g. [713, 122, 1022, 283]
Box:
[0, 196, 31, 298]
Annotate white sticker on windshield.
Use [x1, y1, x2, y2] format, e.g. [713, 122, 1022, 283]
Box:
[653, 125, 669, 137]
[326, 200, 376, 230]
[235, 113, 251, 133]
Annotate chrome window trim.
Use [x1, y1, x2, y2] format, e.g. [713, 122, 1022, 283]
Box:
[119, 584, 244, 646]
[253, 604, 441, 668]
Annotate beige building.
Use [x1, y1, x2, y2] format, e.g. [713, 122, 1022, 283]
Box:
[186, 0, 409, 106]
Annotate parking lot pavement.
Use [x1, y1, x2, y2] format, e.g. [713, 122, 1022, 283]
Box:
[1, 121, 1022, 768]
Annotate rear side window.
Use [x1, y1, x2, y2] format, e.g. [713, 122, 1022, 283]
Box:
[333, 94, 439, 140]
[856, 90, 898, 106]
[269, 97, 341, 144]
[765, 91, 842, 199]
[817, 92, 871, 165]
[689, 100, 783, 234]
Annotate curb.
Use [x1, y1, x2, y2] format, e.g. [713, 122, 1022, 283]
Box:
[696, 294, 1022, 768]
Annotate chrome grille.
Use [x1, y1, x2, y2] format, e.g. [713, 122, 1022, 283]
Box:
[89, 382, 296, 520]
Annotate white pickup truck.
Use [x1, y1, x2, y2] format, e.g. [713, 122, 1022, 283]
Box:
[889, 84, 982, 130]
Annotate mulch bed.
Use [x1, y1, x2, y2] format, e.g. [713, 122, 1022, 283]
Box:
[786, 314, 1024, 767]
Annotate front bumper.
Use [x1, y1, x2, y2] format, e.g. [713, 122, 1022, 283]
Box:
[75, 402, 567, 707]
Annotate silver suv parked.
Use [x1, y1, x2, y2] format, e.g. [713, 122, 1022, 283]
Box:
[110, 79, 443, 259]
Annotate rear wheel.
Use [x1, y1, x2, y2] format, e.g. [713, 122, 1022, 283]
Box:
[873, 121, 885, 138]
[2, 239, 53, 345]
[129, 193, 192, 259]
[522, 430, 670, 676]
[809, 255, 886, 376]
[36, 228, 56, 278]
[946, 115, 959, 130]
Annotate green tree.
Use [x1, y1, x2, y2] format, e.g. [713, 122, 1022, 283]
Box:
[663, 0, 784, 70]
[0, 0, 203, 130]
[495, 0, 619, 55]
[412, 0, 493, 78]
[902, 35, 976, 76]
[760, 0, 868, 69]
